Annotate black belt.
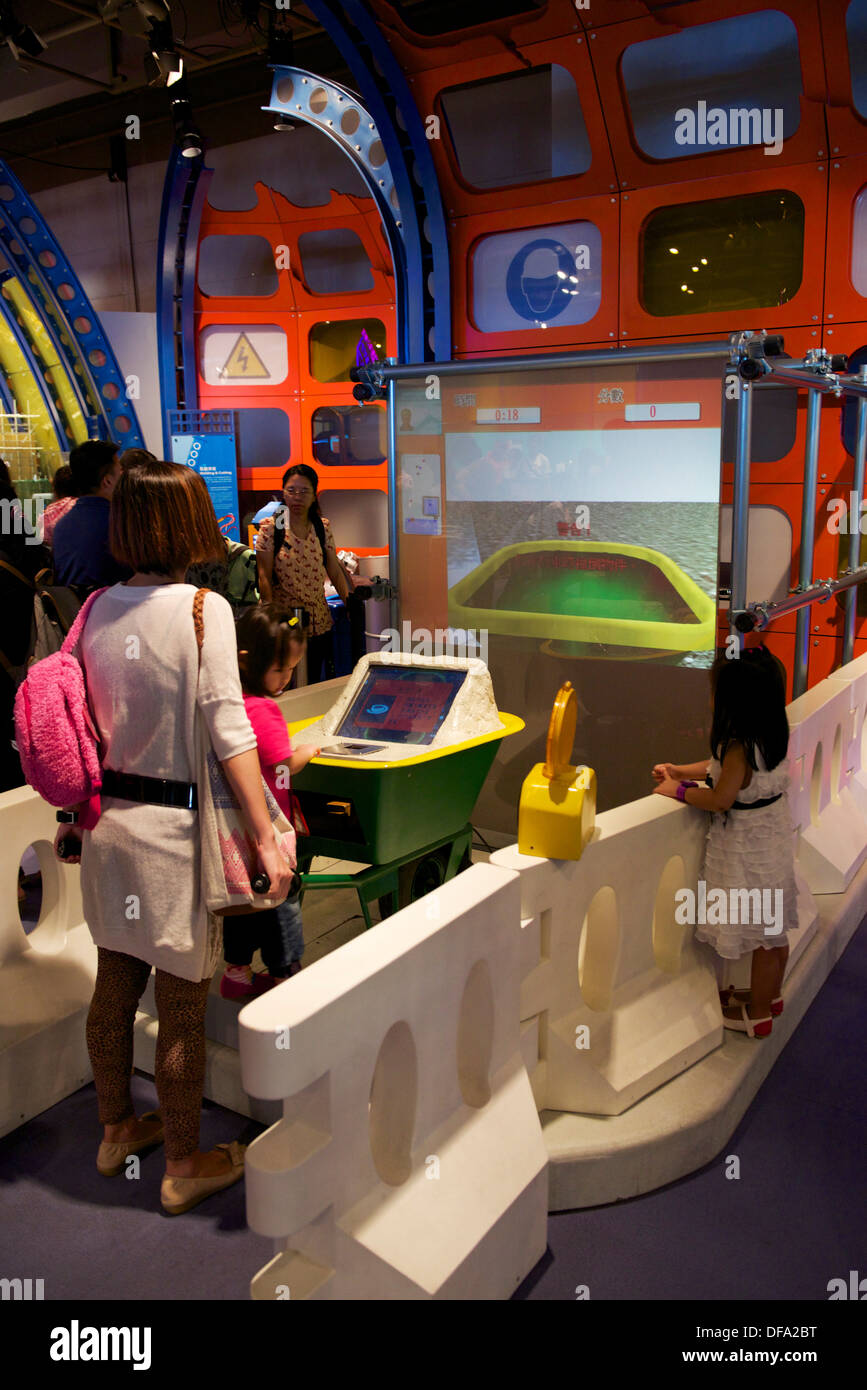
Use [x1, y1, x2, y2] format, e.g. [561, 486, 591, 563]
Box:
[101, 768, 198, 810]
[705, 773, 781, 810]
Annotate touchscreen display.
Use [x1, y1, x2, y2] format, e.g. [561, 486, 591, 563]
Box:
[337, 667, 466, 745]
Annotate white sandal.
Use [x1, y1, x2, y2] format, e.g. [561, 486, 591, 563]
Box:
[723, 1002, 772, 1038]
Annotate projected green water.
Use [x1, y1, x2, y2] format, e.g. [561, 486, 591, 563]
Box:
[471, 554, 694, 624]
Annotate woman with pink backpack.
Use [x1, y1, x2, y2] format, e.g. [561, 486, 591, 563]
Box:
[47, 459, 294, 1215]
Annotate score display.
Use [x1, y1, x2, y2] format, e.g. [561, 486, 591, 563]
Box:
[337, 667, 467, 746]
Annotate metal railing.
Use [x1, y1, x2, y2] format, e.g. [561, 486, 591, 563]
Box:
[355, 333, 867, 700]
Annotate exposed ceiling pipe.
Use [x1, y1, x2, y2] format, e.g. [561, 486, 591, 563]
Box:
[11, 52, 117, 89]
[40, 19, 104, 44]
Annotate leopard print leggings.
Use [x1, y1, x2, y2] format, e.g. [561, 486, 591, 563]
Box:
[86, 947, 213, 1161]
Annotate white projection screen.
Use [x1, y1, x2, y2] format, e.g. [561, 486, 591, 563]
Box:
[392, 357, 725, 833]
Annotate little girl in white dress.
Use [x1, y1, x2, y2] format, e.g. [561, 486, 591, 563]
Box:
[653, 646, 796, 1037]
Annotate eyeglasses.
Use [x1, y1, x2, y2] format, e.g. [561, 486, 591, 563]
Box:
[284, 487, 313, 498]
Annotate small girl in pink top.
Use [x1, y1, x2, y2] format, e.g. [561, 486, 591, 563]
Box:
[220, 603, 319, 1000]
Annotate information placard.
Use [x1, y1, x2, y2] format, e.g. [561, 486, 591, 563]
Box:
[171, 431, 240, 542]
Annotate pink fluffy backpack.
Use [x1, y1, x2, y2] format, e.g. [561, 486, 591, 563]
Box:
[14, 587, 108, 806]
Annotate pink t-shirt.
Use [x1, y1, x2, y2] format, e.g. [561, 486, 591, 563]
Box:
[243, 693, 293, 817]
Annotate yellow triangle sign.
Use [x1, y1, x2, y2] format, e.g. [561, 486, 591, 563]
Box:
[220, 332, 270, 379]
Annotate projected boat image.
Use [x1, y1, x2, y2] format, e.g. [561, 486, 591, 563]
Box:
[448, 542, 716, 656]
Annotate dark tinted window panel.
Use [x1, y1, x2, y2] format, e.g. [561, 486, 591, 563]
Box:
[641, 191, 804, 316]
[842, 344, 867, 457]
[297, 229, 374, 295]
[854, 184, 867, 295]
[622, 10, 801, 161]
[309, 319, 386, 383]
[198, 236, 278, 297]
[721, 359, 798, 463]
[312, 406, 386, 467]
[347, 406, 386, 466]
[440, 66, 591, 190]
[390, 0, 544, 37]
[847, 0, 867, 118]
[235, 408, 292, 469]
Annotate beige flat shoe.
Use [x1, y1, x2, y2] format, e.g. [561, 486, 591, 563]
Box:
[160, 1141, 246, 1216]
[97, 1111, 164, 1177]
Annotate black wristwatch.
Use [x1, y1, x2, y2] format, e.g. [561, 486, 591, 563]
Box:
[56, 810, 79, 824]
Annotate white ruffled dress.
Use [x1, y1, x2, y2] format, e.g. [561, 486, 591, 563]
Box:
[694, 750, 798, 960]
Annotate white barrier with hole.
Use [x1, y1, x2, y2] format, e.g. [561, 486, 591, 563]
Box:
[786, 679, 867, 893]
[2, 660, 860, 1205]
[0, 785, 96, 1140]
[828, 651, 867, 827]
[493, 798, 724, 1116]
[238, 863, 548, 1301]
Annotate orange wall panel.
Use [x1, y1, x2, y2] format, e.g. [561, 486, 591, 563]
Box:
[619, 164, 827, 342]
[819, 0, 867, 158]
[591, 0, 828, 191]
[450, 194, 619, 356]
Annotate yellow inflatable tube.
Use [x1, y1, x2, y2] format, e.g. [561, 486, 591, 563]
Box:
[448, 540, 716, 653]
[2, 277, 87, 447]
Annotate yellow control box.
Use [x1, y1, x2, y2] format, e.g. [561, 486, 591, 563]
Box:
[518, 682, 596, 860]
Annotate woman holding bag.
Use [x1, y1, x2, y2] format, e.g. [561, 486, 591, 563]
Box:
[55, 458, 294, 1215]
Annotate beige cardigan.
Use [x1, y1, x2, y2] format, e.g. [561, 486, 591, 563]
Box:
[79, 584, 256, 981]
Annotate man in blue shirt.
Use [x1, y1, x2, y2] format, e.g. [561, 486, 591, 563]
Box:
[52, 441, 132, 592]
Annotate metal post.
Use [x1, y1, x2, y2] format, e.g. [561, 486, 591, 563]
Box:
[794, 387, 823, 697]
[386, 376, 399, 634]
[844, 364, 867, 664]
[730, 380, 753, 654]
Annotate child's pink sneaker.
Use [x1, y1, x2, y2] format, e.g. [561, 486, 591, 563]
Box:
[220, 970, 272, 1001]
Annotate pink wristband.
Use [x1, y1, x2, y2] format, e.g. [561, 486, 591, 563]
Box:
[676, 780, 698, 802]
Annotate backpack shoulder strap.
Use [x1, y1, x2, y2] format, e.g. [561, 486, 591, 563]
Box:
[61, 585, 110, 658]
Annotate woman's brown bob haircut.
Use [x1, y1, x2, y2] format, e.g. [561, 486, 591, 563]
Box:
[110, 459, 226, 575]
[236, 603, 306, 698]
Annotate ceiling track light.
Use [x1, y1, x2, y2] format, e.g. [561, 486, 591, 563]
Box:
[171, 95, 202, 160]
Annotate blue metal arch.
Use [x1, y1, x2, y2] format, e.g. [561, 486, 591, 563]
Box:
[264, 67, 409, 351]
[302, 0, 451, 362]
[0, 358, 16, 416]
[0, 160, 144, 448]
[155, 147, 211, 455]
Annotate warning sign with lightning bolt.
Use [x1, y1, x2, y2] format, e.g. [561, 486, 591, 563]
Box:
[220, 332, 270, 380]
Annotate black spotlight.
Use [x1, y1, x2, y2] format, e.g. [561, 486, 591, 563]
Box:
[171, 96, 202, 160]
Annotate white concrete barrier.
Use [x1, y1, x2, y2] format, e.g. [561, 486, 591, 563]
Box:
[238, 863, 548, 1301]
[828, 651, 867, 827]
[3, 658, 862, 1217]
[0, 784, 96, 1139]
[493, 797, 723, 1116]
[787, 678, 867, 893]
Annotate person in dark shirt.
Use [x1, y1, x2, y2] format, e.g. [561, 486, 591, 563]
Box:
[52, 440, 132, 591]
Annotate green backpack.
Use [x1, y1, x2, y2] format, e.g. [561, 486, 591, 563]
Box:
[224, 540, 259, 609]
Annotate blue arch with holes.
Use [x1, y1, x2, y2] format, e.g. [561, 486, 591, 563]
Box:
[302, 0, 450, 362]
[156, 11, 451, 435]
[0, 159, 144, 450]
